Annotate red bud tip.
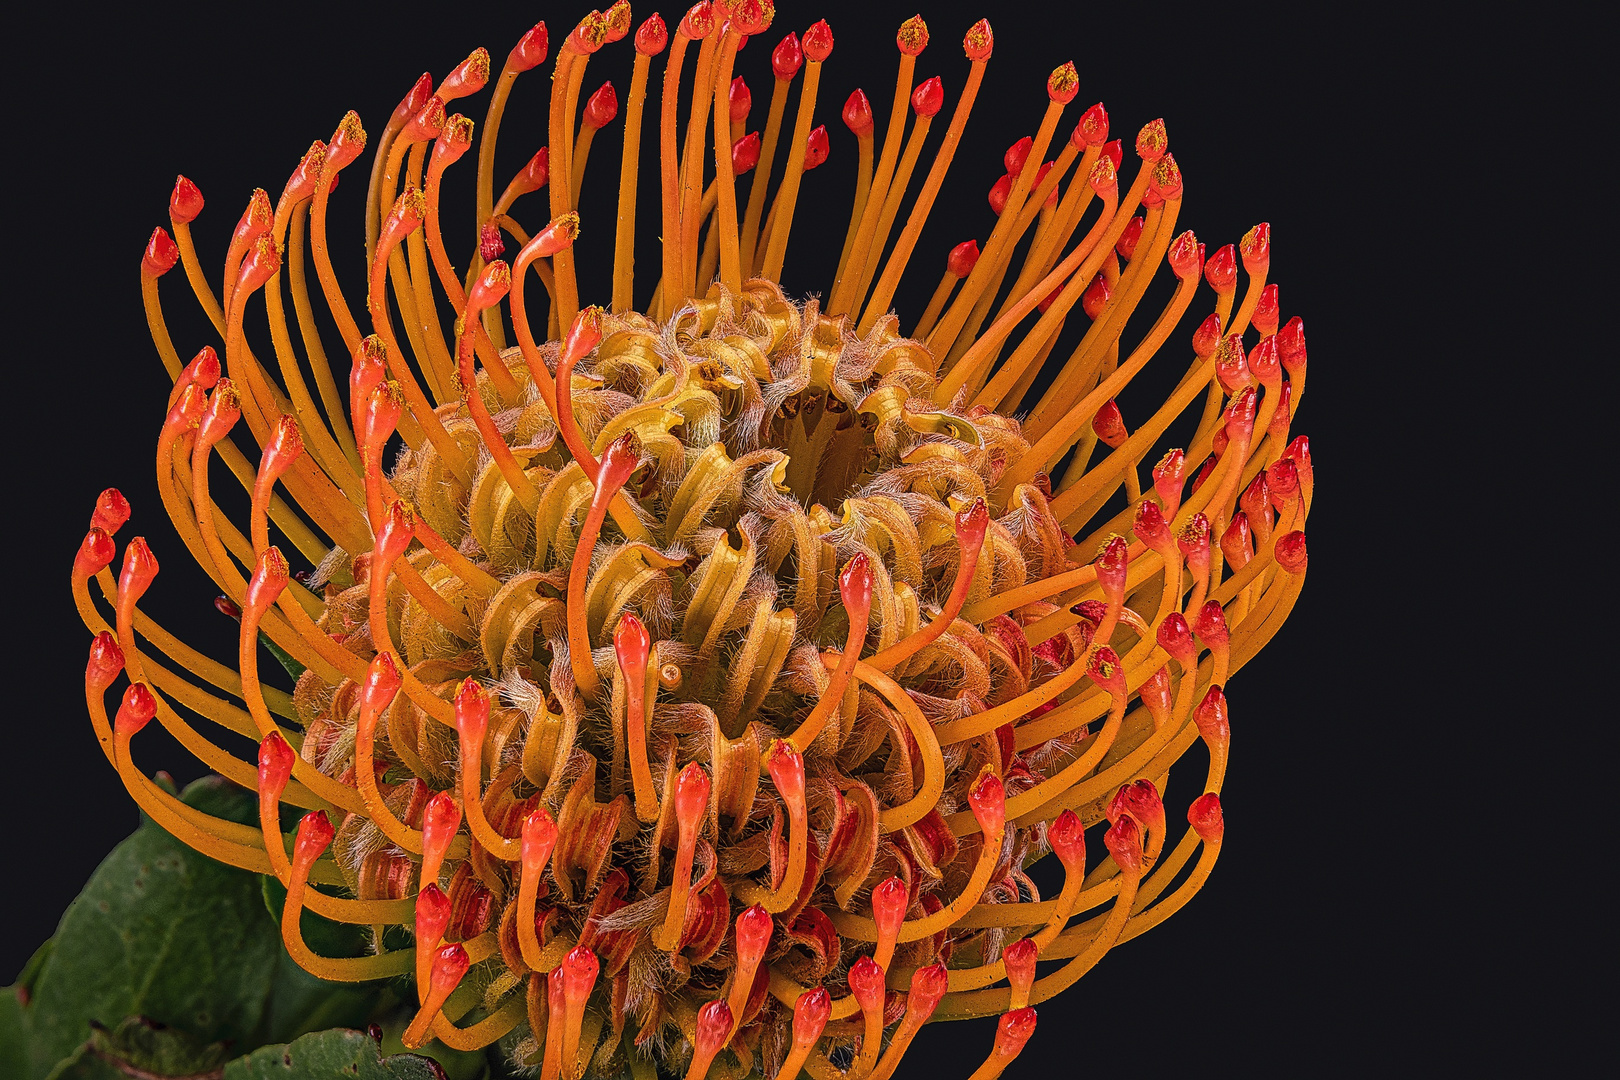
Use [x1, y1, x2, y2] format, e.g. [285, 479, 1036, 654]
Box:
[181, 346, 222, 393]
[1003, 937, 1037, 993]
[1103, 813, 1143, 874]
[634, 14, 667, 55]
[479, 222, 505, 262]
[360, 652, 402, 717]
[294, 809, 336, 863]
[848, 955, 886, 1010]
[993, 1007, 1038, 1059]
[1108, 779, 1166, 836]
[1046, 61, 1079, 103]
[947, 239, 980, 277]
[283, 141, 328, 204]
[909, 962, 949, 1018]
[735, 904, 774, 964]
[374, 500, 414, 567]
[1195, 601, 1229, 651]
[962, 18, 993, 61]
[522, 807, 559, 872]
[421, 791, 462, 860]
[1131, 500, 1171, 550]
[987, 173, 1012, 216]
[430, 942, 471, 998]
[1003, 135, 1033, 177]
[584, 81, 618, 129]
[766, 740, 806, 802]
[614, 611, 651, 671]
[732, 131, 761, 174]
[730, 76, 755, 125]
[801, 124, 830, 171]
[1090, 402, 1127, 450]
[1156, 612, 1196, 666]
[1114, 215, 1145, 261]
[212, 595, 241, 619]
[118, 536, 160, 602]
[114, 683, 157, 737]
[1188, 792, 1225, 843]
[694, 999, 733, 1057]
[1252, 283, 1280, 337]
[258, 731, 296, 795]
[1275, 530, 1308, 573]
[92, 489, 133, 534]
[1248, 336, 1281, 386]
[563, 944, 600, 1000]
[401, 95, 446, 145]
[1081, 273, 1112, 320]
[1048, 808, 1085, 871]
[1220, 513, 1252, 567]
[170, 175, 204, 224]
[1151, 451, 1185, 513]
[1203, 243, 1237, 294]
[675, 762, 710, 827]
[454, 678, 490, 743]
[1073, 102, 1108, 148]
[415, 882, 452, 944]
[839, 552, 874, 619]
[872, 876, 908, 939]
[1277, 316, 1306, 374]
[1190, 314, 1223, 360]
[680, 1, 715, 40]
[86, 631, 125, 693]
[1240, 222, 1271, 275]
[510, 21, 550, 70]
[518, 146, 551, 194]
[1193, 685, 1229, 748]
[801, 20, 833, 62]
[143, 227, 179, 276]
[245, 547, 290, 614]
[969, 768, 1006, 837]
[771, 32, 803, 80]
[792, 986, 832, 1044]
[842, 88, 873, 136]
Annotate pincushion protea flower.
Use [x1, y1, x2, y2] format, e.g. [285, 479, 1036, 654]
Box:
[77, 1, 1313, 1076]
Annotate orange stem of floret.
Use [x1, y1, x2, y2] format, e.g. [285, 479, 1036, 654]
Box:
[567, 433, 641, 702]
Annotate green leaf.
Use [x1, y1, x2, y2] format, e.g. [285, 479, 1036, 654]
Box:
[2, 988, 28, 1080]
[221, 1028, 446, 1080]
[43, 1016, 231, 1080]
[16, 777, 279, 1079]
[259, 632, 307, 683]
[256, 878, 388, 1044]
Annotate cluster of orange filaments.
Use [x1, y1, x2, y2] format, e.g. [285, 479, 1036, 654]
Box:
[79, 2, 1313, 1077]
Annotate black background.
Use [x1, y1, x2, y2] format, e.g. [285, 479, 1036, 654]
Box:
[4, 0, 1554, 1073]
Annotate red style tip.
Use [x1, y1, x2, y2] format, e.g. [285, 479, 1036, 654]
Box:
[1268, 460, 1300, 501]
[119, 536, 160, 600]
[1048, 808, 1085, 871]
[1132, 500, 1171, 550]
[170, 175, 204, 224]
[522, 807, 559, 872]
[143, 227, 179, 276]
[1108, 779, 1166, 835]
[584, 81, 618, 129]
[1081, 273, 1112, 320]
[1226, 386, 1259, 444]
[360, 652, 402, 717]
[987, 173, 1012, 216]
[1240, 222, 1271, 275]
[792, 986, 832, 1044]
[730, 76, 755, 125]
[736, 904, 774, 963]
[466, 259, 512, 316]
[695, 1000, 733, 1056]
[563, 944, 600, 1000]
[1156, 612, 1196, 666]
[416, 883, 452, 943]
[1003, 937, 1037, 993]
[1195, 600, 1229, 650]
[327, 112, 368, 173]
[732, 0, 776, 36]
[262, 415, 304, 480]
[766, 740, 805, 802]
[361, 381, 403, 452]
[956, 497, 990, 548]
[563, 304, 603, 362]
[421, 791, 462, 859]
[839, 552, 874, 618]
[801, 20, 833, 62]
[283, 141, 327, 204]
[1135, 118, 1168, 162]
[258, 731, 296, 795]
[962, 19, 993, 61]
[969, 768, 1007, 837]
[439, 48, 491, 101]
[245, 547, 290, 615]
[842, 87, 873, 136]
[1214, 334, 1250, 394]
[1275, 530, 1308, 573]
[1115, 215, 1145, 261]
[76, 527, 117, 581]
[374, 500, 415, 567]
[1177, 513, 1211, 573]
[635, 14, 667, 55]
[1095, 534, 1129, 596]
[1103, 813, 1143, 874]
[848, 956, 886, 1010]
[453, 678, 490, 744]
[1253, 283, 1280, 337]
[872, 876, 908, 939]
[1162, 233, 1201, 287]
[947, 238, 980, 277]
[198, 383, 241, 447]
[1141, 665, 1173, 716]
[1204, 243, 1238, 294]
[92, 488, 133, 534]
[511, 21, 550, 70]
[114, 683, 157, 737]
[1193, 685, 1229, 748]
[614, 611, 651, 669]
[86, 631, 125, 694]
[235, 235, 281, 297]
[994, 1007, 1038, 1057]
[771, 31, 803, 80]
[680, 2, 715, 40]
[675, 762, 711, 827]
[1191, 313, 1223, 359]
[1151, 152, 1183, 200]
[909, 962, 950, 1018]
[1088, 645, 1126, 697]
[1074, 102, 1108, 147]
[479, 222, 505, 262]
[1048, 61, 1079, 103]
[911, 75, 944, 119]
[432, 116, 474, 171]
[430, 942, 472, 995]
[1188, 792, 1225, 843]
[1277, 316, 1306, 374]
[401, 95, 446, 145]
[599, 432, 643, 492]
[733, 131, 761, 174]
[603, 1, 635, 43]
[1088, 154, 1117, 194]
[294, 809, 336, 864]
[1153, 448, 1186, 509]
